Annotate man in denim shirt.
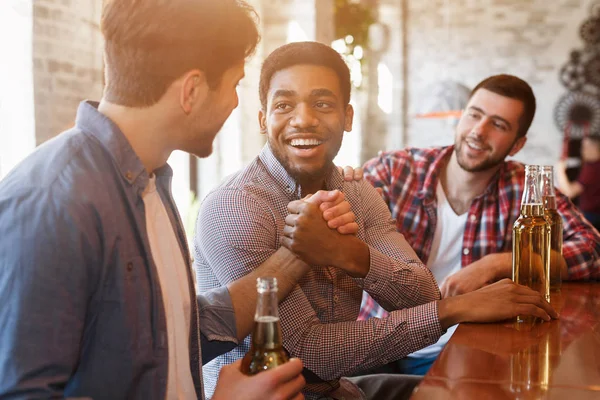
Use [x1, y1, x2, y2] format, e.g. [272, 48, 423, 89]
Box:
[0, 1, 357, 399]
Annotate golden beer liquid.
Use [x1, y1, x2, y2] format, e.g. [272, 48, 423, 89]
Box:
[512, 204, 550, 324]
[509, 333, 551, 397]
[542, 196, 563, 292]
[241, 316, 289, 375]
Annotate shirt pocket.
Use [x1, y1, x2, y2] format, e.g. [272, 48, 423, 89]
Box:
[98, 255, 153, 352]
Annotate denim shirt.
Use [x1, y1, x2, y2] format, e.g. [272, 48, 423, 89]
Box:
[0, 101, 238, 399]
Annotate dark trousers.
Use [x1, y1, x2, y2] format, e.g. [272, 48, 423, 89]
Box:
[317, 374, 422, 400]
[347, 374, 422, 400]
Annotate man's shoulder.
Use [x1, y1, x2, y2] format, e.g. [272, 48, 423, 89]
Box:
[201, 157, 282, 212]
[499, 160, 526, 183]
[1, 127, 109, 189]
[0, 127, 116, 217]
[367, 146, 445, 169]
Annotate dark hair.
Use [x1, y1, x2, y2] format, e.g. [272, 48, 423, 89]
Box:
[470, 74, 536, 138]
[259, 41, 351, 110]
[101, 0, 260, 107]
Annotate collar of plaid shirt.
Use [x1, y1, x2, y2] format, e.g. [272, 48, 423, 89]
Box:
[416, 145, 504, 204]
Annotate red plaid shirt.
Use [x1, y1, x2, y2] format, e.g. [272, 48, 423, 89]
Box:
[359, 146, 600, 320]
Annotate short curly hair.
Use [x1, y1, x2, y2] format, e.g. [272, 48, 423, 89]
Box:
[259, 41, 351, 110]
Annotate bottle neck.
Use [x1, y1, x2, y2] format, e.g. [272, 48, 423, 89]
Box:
[542, 195, 557, 210]
[521, 166, 543, 210]
[540, 168, 557, 205]
[521, 203, 545, 217]
[255, 290, 279, 321]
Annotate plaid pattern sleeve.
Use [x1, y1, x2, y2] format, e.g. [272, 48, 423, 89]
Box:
[194, 149, 445, 398]
[555, 190, 600, 280]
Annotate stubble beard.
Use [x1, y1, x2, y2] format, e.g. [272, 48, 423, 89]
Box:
[455, 137, 513, 173]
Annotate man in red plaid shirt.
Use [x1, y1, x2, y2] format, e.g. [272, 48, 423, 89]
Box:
[356, 74, 600, 375]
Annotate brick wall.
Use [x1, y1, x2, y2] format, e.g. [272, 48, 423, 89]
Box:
[32, 0, 103, 145]
[28, 0, 591, 167]
[398, 0, 591, 166]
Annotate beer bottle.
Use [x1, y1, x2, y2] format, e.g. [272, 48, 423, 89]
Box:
[241, 277, 289, 375]
[540, 165, 563, 293]
[513, 165, 551, 323]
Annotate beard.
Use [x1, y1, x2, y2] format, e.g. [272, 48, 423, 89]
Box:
[455, 136, 516, 173]
[267, 135, 340, 186]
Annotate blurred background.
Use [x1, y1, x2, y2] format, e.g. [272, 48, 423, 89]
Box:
[2, 0, 599, 233]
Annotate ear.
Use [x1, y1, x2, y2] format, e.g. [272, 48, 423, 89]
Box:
[509, 136, 527, 157]
[180, 70, 208, 115]
[343, 104, 354, 132]
[258, 108, 267, 135]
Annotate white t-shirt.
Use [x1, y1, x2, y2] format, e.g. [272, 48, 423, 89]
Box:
[410, 182, 467, 358]
[143, 175, 196, 399]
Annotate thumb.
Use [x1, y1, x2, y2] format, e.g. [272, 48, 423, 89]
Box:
[306, 190, 340, 204]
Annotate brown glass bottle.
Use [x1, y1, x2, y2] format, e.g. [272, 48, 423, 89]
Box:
[241, 277, 289, 375]
[540, 166, 563, 293]
[513, 165, 550, 324]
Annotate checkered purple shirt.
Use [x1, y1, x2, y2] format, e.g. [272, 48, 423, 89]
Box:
[194, 145, 443, 399]
[359, 146, 600, 321]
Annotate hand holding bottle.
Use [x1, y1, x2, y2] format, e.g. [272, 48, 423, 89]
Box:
[212, 358, 305, 400]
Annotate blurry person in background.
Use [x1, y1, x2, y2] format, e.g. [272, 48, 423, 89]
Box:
[557, 135, 600, 232]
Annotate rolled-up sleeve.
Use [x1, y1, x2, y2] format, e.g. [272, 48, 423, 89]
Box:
[197, 287, 239, 364]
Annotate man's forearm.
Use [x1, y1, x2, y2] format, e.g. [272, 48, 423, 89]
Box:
[227, 247, 310, 341]
[331, 235, 371, 278]
[280, 299, 443, 381]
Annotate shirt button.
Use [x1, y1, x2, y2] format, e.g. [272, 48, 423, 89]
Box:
[127, 262, 133, 271]
[463, 248, 470, 255]
[470, 214, 477, 222]
[125, 171, 133, 180]
[333, 295, 339, 302]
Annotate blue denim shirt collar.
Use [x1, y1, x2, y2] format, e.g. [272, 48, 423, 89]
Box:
[75, 101, 164, 194]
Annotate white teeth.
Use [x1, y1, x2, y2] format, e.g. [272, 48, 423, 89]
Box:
[290, 138, 322, 147]
[467, 140, 484, 150]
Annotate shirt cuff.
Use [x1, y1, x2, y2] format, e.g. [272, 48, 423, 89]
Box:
[392, 301, 444, 354]
[197, 286, 238, 343]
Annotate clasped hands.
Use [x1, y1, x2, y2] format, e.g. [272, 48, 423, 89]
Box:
[280, 190, 368, 277]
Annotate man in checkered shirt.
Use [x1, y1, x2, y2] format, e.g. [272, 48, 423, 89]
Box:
[353, 74, 600, 375]
[194, 44, 557, 400]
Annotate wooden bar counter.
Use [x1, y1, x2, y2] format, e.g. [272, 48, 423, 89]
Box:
[411, 283, 600, 399]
